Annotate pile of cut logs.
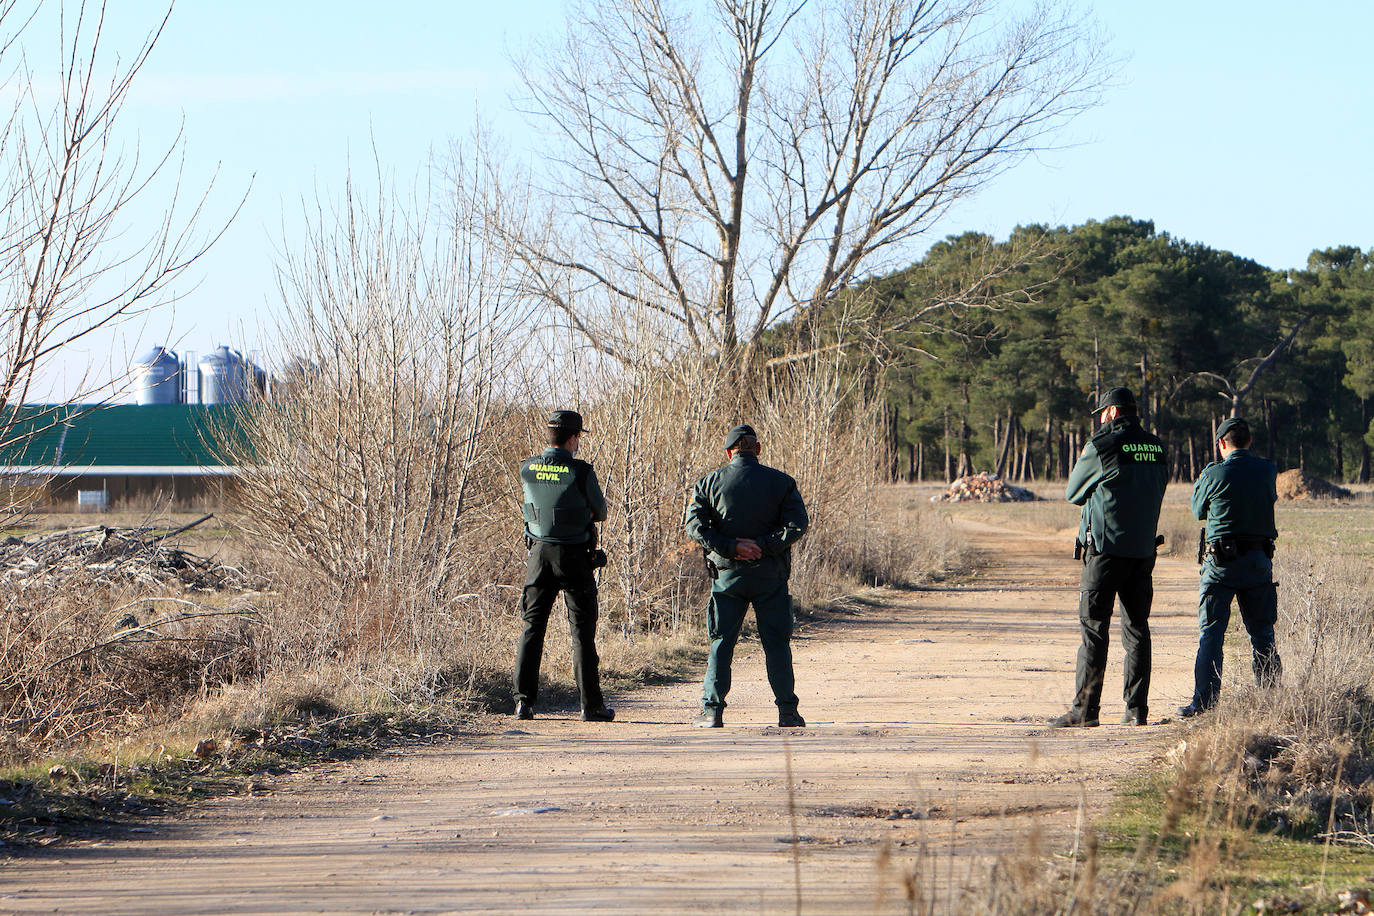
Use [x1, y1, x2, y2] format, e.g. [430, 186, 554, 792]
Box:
[931, 472, 1039, 503]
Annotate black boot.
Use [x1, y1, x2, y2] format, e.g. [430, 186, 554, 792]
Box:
[582, 705, 615, 722]
[777, 708, 806, 727]
[515, 700, 534, 720]
[1048, 709, 1099, 728]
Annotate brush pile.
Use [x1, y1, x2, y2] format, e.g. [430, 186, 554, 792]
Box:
[0, 516, 259, 591]
[931, 472, 1039, 503]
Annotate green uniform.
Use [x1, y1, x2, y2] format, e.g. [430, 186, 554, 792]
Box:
[1187, 449, 1281, 710]
[1066, 418, 1169, 557]
[1062, 416, 1169, 722]
[685, 453, 808, 712]
[513, 447, 608, 711]
[1191, 450, 1278, 542]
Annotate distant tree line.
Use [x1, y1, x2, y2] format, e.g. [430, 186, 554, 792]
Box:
[781, 217, 1374, 483]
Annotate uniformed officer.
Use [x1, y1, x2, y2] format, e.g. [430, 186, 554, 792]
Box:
[1050, 387, 1169, 728]
[512, 409, 614, 722]
[685, 425, 809, 728]
[1179, 417, 1282, 717]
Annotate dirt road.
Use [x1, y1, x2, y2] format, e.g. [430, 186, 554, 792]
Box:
[3, 520, 1200, 915]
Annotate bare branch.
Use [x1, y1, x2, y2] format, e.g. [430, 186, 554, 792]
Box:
[0, 2, 237, 524]
[505, 0, 1108, 370]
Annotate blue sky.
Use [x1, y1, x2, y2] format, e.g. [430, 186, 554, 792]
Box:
[40, 0, 1374, 391]
[939, 2, 1374, 263]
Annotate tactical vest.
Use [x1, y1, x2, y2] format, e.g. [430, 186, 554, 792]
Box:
[1091, 419, 1167, 477]
[1084, 418, 1169, 557]
[521, 451, 594, 544]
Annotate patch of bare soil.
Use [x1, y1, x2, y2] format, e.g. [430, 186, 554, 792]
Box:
[1277, 469, 1353, 500]
[0, 519, 1199, 915]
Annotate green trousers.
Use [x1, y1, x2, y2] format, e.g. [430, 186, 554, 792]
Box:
[701, 573, 798, 711]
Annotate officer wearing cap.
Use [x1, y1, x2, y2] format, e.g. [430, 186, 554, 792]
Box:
[685, 424, 809, 728]
[1179, 417, 1282, 717]
[512, 409, 614, 722]
[1050, 387, 1169, 728]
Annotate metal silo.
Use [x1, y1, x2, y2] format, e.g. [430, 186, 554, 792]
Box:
[182, 349, 198, 403]
[198, 346, 249, 404]
[133, 346, 182, 405]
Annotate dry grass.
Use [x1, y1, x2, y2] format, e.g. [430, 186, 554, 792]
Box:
[1183, 542, 1374, 843]
[868, 487, 970, 587]
[868, 737, 1374, 915]
[0, 578, 264, 763]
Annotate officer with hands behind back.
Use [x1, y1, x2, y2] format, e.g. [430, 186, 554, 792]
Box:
[686, 424, 809, 728]
[1179, 417, 1281, 718]
[1050, 387, 1169, 729]
[512, 410, 615, 723]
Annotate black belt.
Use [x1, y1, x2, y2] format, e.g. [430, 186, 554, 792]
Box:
[1206, 536, 1275, 562]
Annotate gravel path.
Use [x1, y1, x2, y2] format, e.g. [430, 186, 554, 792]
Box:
[2, 518, 1200, 914]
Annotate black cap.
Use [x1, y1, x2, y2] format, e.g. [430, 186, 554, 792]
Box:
[547, 409, 585, 434]
[1215, 417, 1249, 441]
[1093, 386, 1136, 413]
[723, 424, 757, 450]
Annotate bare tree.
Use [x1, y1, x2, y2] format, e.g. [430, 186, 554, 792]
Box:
[223, 146, 537, 611]
[1174, 313, 1315, 420]
[0, 1, 230, 514]
[509, 0, 1107, 373]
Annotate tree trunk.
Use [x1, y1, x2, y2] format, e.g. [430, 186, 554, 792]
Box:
[994, 408, 1014, 477]
[1044, 415, 1054, 482]
[1025, 423, 1032, 479]
[1138, 344, 1150, 429]
[1012, 423, 1021, 481]
[1023, 422, 1031, 480]
[958, 407, 972, 477]
[1361, 399, 1370, 484]
[1093, 333, 1101, 406]
[1297, 404, 1305, 470]
[889, 404, 901, 482]
[1266, 397, 1278, 463]
[992, 414, 1003, 472]
[943, 409, 953, 483]
[1335, 427, 1344, 482]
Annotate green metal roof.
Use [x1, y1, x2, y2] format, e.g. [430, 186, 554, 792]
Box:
[1, 404, 243, 470]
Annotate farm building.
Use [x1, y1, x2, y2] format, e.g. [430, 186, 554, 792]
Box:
[0, 404, 243, 509]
